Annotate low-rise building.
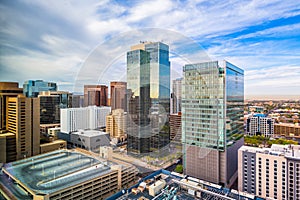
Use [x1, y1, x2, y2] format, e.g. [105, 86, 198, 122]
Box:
[0, 149, 138, 200]
[108, 169, 264, 200]
[40, 140, 67, 154]
[70, 130, 110, 152]
[274, 123, 300, 139]
[246, 115, 274, 137]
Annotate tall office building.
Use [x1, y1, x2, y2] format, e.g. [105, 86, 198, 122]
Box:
[23, 80, 57, 97]
[6, 96, 40, 160]
[127, 42, 170, 155]
[238, 145, 300, 200]
[38, 91, 72, 124]
[60, 106, 111, 133]
[110, 82, 127, 111]
[106, 109, 127, 142]
[0, 82, 22, 163]
[70, 94, 84, 108]
[127, 46, 151, 154]
[169, 112, 182, 143]
[246, 115, 275, 137]
[171, 78, 183, 114]
[0, 82, 23, 130]
[84, 85, 108, 107]
[182, 60, 244, 187]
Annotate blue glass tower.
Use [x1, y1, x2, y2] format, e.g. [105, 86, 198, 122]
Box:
[23, 80, 57, 97]
[127, 42, 170, 155]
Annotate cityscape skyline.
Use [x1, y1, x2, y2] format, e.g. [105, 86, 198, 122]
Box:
[1, 1, 300, 199]
[0, 1, 300, 99]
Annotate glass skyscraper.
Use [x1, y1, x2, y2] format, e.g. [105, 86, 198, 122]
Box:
[23, 80, 57, 97]
[182, 60, 244, 187]
[127, 42, 170, 155]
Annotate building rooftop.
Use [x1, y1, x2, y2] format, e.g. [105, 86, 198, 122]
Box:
[71, 130, 108, 137]
[275, 123, 300, 127]
[0, 150, 114, 197]
[39, 139, 66, 147]
[108, 170, 263, 200]
[240, 144, 300, 158]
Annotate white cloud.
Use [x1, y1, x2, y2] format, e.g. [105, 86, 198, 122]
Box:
[1, 0, 300, 97]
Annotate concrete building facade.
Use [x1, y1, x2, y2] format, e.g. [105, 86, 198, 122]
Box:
[274, 123, 300, 139]
[0, 82, 23, 163]
[238, 144, 300, 200]
[0, 82, 23, 130]
[246, 116, 275, 137]
[171, 78, 182, 114]
[60, 106, 111, 133]
[106, 109, 127, 142]
[84, 85, 108, 107]
[6, 96, 40, 160]
[70, 130, 110, 152]
[169, 112, 181, 143]
[110, 82, 127, 111]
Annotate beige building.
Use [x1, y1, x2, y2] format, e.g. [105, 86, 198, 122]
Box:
[238, 144, 300, 200]
[40, 140, 67, 154]
[0, 82, 21, 163]
[169, 112, 181, 142]
[106, 109, 127, 142]
[6, 95, 40, 160]
[0, 132, 16, 163]
[40, 123, 60, 142]
[0, 82, 23, 130]
[274, 123, 300, 138]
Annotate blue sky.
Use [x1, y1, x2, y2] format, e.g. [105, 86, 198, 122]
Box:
[0, 0, 300, 99]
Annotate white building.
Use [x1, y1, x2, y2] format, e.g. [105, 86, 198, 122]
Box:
[238, 144, 300, 200]
[60, 106, 111, 133]
[246, 116, 275, 137]
[70, 130, 110, 152]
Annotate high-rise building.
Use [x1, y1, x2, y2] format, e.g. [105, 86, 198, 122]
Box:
[127, 42, 170, 155]
[23, 80, 57, 97]
[171, 78, 183, 114]
[1, 83, 40, 163]
[238, 145, 300, 200]
[182, 60, 244, 187]
[246, 115, 274, 137]
[6, 95, 40, 160]
[60, 106, 111, 133]
[70, 94, 84, 108]
[127, 47, 151, 155]
[110, 82, 127, 111]
[0, 82, 23, 130]
[84, 85, 108, 107]
[38, 91, 72, 124]
[106, 109, 127, 142]
[169, 112, 182, 143]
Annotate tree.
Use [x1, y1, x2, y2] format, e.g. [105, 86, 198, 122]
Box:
[174, 164, 183, 173]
